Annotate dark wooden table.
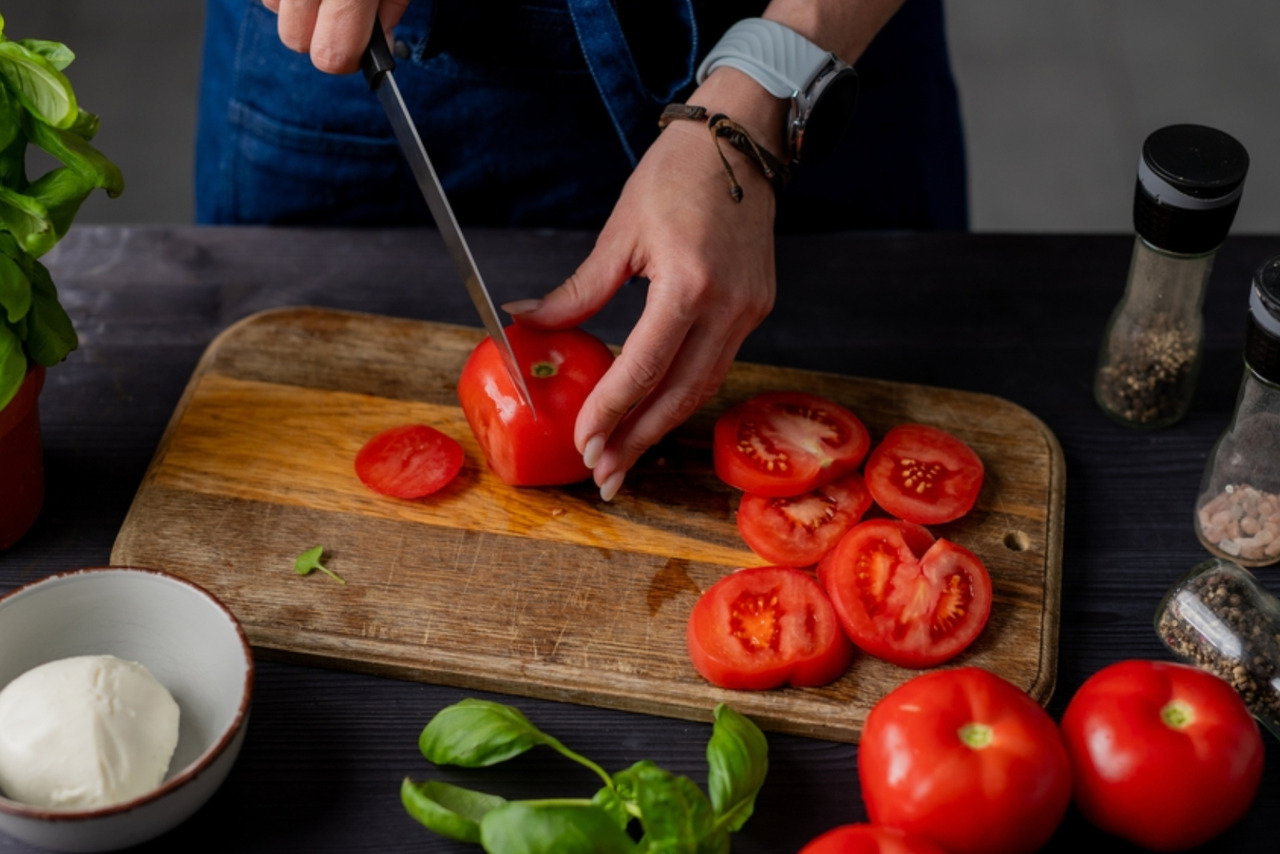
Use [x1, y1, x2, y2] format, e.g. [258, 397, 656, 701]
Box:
[3, 225, 1278, 852]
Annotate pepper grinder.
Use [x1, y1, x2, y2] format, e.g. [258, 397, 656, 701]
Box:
[1094, 124, 1249, 429]
[1195, 255, 1280, 566]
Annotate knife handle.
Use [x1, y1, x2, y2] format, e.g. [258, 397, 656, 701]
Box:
[360, 15, 395, 90]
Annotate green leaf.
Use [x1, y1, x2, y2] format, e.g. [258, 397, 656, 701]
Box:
[27, 166, 93, 243]
[25, 115, 123, 197]
[400, 778, 507, 843]
[17, 40, 75, 72]
[419, 699, 557, 768]
[0, 249, 30, 323]
[479, 802, 639, 854]
[0, 82, 23, 152]
[613, 761, 717, 853]
[20, 258, 76, 365]
[67, 108, 98, 141]
[293, 544, 345, 584]
[705, 705, 768, 833]
[0, 183, 55, 257]
[0, 40, 77, 128]
[0, 323, 25, 411]
[590, 786, 633, 831]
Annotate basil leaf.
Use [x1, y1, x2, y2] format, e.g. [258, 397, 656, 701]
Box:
[400, 778, 506, 843]
[0, 249, 30, 323]
[590, 785, 632, 831]
[0, 83, 22, 153]
[17, 40, 75, 72]
[21, 258, 75, 365]
[26, 116, 123, 197]
[0, 323, 25, 411]
[613, 761, 717, 853]
[27, 167, 92, 243]
[67, 107, 98, 141]
[0, 40, 77, 128]
[419, 699, 556, 767]
[705, 705, 768, 833]
[479, 802, 638, 854]
[0, 183, 54, 257]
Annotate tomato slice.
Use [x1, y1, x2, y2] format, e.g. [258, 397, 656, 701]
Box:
[799, 823, 950, 854]
[818, 519, 992, 668]
[863, 423, 984, 525]
[354, 424, 465, 499]
[713, 391, 871, 498]
[686, 566, 852, 691]
[737, 472, 873, 567]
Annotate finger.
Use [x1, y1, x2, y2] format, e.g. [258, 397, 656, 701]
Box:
[262, 0, 283, 13]
[504, 231, 635, 331]
[378, 0, 412, 31]
[275, 0, 321, 54]
[310, 0, 380, 73]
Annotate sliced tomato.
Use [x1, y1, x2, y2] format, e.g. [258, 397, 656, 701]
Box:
[818, 519, 992, 668]
[686, 566, 852, 691]
[713, 391, 870, 498]
[863, 423, 984, 525]
[737, 472, 873, 567]
[354, 424, 465, 499]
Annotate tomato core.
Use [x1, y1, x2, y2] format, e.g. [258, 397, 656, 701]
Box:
[1161, 698, 1195, 729]
[531, 361, 557, 378]
[958, 722, 993, 750]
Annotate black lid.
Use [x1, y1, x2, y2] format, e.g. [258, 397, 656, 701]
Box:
[1133, 124, 1249, 253]
[1246, 256, 1280, 383]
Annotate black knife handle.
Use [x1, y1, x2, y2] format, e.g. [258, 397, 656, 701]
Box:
[360, 15, 395, 90]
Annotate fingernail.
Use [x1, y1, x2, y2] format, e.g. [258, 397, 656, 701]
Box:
[582, 434, 606, 469]
[599, 470, 625, 503]
[501, 298, 543, 316]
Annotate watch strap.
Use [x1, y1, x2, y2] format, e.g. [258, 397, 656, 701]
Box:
[696, 18, 831, 98]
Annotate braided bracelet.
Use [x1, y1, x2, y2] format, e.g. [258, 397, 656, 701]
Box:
[658, 103, 791, 202]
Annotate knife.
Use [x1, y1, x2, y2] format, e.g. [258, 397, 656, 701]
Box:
[360, 20, 536, 417]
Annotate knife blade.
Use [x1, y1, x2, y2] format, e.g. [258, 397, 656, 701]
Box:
[361, 21, 536, 417]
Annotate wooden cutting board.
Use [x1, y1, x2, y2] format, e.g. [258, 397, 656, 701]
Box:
[112, 307, 1064, 743]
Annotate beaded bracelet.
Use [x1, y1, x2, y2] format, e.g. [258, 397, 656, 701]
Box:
[658, 103, 791, 202]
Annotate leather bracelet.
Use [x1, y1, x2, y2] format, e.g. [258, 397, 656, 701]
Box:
[658, 103, 790, 202]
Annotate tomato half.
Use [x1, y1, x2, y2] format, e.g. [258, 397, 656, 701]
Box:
[1060, 659, 1264, 852]
[457, 325, 614, 487]
[860, 667, 1072, 854]
[818, 519, 991, 668]
[686, 566, 852, 691]
[737, 472, 872, 567]
[354, 424, 464, 498]
[713, 391, 870, 498]
[863, 423, 984, 525]
[799, 824, 950, 854]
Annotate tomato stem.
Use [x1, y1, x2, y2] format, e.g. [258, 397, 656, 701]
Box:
[957, 722, 993, 749]
[1161, 698, 1195, 729]
[531, 361, 557, 378]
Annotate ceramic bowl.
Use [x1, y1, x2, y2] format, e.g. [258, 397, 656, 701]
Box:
[0, 567, 253, 852]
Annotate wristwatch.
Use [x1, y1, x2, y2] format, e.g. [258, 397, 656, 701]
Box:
[696, 18, 858, 166]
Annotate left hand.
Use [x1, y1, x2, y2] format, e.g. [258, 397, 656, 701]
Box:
[506, 71, 783, 501]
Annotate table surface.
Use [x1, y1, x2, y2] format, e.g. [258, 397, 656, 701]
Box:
[4, 225, 1279, 852]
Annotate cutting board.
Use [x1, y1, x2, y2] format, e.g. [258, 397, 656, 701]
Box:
[112, 307, 1064, 743]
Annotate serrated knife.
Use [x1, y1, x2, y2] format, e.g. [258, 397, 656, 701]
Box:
[360, 21, 535, 416]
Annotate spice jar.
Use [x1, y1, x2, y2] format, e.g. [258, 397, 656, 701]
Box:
[1155, 558, 1280, 739]
[1194, 255, 1280, 566]
[1094, 124, 1249, 429]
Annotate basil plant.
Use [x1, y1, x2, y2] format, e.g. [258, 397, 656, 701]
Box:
[0, 12, 123, 410]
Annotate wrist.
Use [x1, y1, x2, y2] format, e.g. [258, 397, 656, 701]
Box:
[687, 68, 790, 164]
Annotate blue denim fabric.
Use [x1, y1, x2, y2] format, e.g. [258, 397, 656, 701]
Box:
[195, 0, 967, 231]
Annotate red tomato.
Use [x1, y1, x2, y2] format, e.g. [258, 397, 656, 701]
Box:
[713, 391, 870, 498]
[457, 325, 614, 486]
[354, 424, 464, 498]
[863, 423, 984, 524]
[818, 519, 991, 668]
[686, 565, 852, 691]
[860, 667, 1071, 854]
[1060, 659, 1264, 851]
[799, 824, 949, 854]
[737, 472, 872, 567]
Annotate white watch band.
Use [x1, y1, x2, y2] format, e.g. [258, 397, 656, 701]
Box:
[695, 18, 831, 98]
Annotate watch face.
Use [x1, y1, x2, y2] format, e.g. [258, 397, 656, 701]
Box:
[792, 65, 858, 165]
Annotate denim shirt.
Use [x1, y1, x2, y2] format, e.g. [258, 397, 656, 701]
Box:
[195, 0, 966, 231]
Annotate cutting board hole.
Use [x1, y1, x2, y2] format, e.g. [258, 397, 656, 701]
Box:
[1004, 530, 1031, 552]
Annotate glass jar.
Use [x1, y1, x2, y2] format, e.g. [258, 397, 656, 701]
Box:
[1094, 124, 1249, 429]
[1195, 256, 1280, 567]
[1155, 558, 1280, 739]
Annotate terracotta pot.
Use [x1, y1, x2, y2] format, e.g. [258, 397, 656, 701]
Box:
[0, 364, 46, 550]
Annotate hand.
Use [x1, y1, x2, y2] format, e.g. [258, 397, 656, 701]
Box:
[262, 0, 412, 74]
[506, 71, 784, 501]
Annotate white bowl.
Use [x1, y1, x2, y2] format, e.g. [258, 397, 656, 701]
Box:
[0, 567, 253, 852]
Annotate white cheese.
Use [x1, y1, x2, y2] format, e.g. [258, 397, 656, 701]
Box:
[0, 654, 181, 809]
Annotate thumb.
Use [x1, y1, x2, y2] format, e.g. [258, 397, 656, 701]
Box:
[503, 237, 634, 331]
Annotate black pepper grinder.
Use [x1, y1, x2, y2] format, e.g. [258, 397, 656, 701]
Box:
[1194, 255, 1280, 566]
[1094, 124, 1249, 429]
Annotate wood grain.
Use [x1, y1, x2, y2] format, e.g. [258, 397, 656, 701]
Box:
[112, 306, 1065, 743]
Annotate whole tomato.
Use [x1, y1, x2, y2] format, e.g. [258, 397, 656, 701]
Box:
[859, 667, 1071, 854]
[1060, 659, 1264, 851]
[799, 823, 949, 854]
[457, 325, 613, 486]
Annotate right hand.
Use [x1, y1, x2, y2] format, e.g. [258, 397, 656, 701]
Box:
[262, 0, 412, 74]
